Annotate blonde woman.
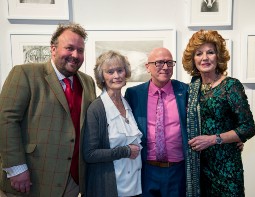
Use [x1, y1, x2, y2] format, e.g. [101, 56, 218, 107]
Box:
[83, 50, 142, 197]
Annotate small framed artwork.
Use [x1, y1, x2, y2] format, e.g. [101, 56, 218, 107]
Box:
[244, 89, 255, 117]
[84, 29, 176, 95]
[10, 33, 52, 66]
[225, 38, 232, 77]
[7, 0, 69, 20]
[188, 0, 233, 27]
[242, 32, 255, 83]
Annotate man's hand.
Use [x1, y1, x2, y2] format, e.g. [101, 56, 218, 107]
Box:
[237, 142, 244, 151]
[10, 170, 32, 194]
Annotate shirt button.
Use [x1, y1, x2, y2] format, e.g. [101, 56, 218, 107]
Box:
[128, 171, 130, 174]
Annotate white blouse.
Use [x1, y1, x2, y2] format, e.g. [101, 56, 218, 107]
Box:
[100, 89, 143, 197]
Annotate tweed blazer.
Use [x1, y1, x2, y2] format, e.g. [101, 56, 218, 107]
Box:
[0, 61, 96, 197]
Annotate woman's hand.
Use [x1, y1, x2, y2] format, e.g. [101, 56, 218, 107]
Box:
[128, 144, 140, 159]
[189, 131, 243, 152]
[188, 135, 216, 151]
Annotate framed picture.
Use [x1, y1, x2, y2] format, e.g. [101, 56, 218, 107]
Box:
[188, 0, 233, 27]
[244, 89, 255, 117]
[225, 38, 232, 77]
[7, 0, 69, 20]
[84, 29, 176, 95]
[242, 32, 255, 83]
[10, 33, 52, 66]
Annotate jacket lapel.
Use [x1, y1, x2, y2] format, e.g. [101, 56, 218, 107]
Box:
[44, 61, 71, 115]
[138, 82, 150, 139]
[171, 79, 188, 152]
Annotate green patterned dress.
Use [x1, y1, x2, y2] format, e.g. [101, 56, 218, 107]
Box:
[199, 77, 255, 196]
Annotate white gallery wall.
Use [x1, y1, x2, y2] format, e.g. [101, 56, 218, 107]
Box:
[0, 0, 255, 196]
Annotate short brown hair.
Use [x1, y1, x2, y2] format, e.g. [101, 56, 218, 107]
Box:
[50, 23, 87, 46]
[94, 50, 131, 90]
[182, 29, 230, 76]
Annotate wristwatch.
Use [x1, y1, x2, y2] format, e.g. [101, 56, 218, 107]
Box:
[215, 134, 223, 145]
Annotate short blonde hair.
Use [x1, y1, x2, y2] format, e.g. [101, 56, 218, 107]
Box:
[182, 29, 230, 76]
[94, 50, 131, 90]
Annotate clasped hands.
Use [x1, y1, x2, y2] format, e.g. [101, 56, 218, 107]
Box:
[128, 144, 140, 159]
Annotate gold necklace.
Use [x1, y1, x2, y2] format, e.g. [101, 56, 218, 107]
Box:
[201, 74, 221, 94]
[201, 83, 212, 93]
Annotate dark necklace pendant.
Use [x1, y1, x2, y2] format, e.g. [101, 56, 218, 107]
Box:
[125, 118, 129, 124]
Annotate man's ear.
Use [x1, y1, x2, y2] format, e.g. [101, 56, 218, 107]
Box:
[145, 63, 150, 73]
[50, 45, 56, 56]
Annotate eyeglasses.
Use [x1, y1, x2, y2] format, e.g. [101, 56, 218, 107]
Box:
[147, 60, 176, 69]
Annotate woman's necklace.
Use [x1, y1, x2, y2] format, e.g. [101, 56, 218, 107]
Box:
[111, 96, 129, 124]
[201, 74, 221, 94]
[124, 117, 129, 124]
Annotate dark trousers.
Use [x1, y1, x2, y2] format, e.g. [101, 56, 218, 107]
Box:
[142, 161, 186, 197]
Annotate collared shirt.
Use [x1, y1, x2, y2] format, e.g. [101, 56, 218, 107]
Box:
[100, 89, 142, 196]
[51, 59, 74, 90]
[147, 80, 184, 162]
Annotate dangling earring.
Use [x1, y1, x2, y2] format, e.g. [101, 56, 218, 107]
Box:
[223, 71, 228, 76]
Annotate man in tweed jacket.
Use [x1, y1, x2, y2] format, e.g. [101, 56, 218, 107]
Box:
[0, 23, 96, 196]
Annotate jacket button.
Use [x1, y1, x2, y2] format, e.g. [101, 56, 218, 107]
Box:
[70, 139, 74, 142]
[67, 157, 72, 160]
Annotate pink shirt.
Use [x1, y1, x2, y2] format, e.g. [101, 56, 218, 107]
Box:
[147, 80, 184, 162]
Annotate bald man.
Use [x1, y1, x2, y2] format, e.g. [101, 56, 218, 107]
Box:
[125, 48, 188, 197]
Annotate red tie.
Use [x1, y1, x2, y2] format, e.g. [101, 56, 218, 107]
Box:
[155, 89, 167, 161]
[63, 78, 73, 110]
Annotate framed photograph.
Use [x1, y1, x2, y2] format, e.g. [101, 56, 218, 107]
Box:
[244, 89, 255, 117]
[188, 0, 233, 27]
[7, 0, 69, 20]
[84, 29, 176, 95]
[242, 33, 255, 83]
[225, 38, 232, 77]
[10, 33, 52, 66]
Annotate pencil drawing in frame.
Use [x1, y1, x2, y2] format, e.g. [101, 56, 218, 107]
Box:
[7, 0, 69, 20]
[242, 32, 255, 83]
[224, 38, 232, 77]
[84, 29, 176, 95]
[10, 33, 52, 67]
[188, 0, 233, 27]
